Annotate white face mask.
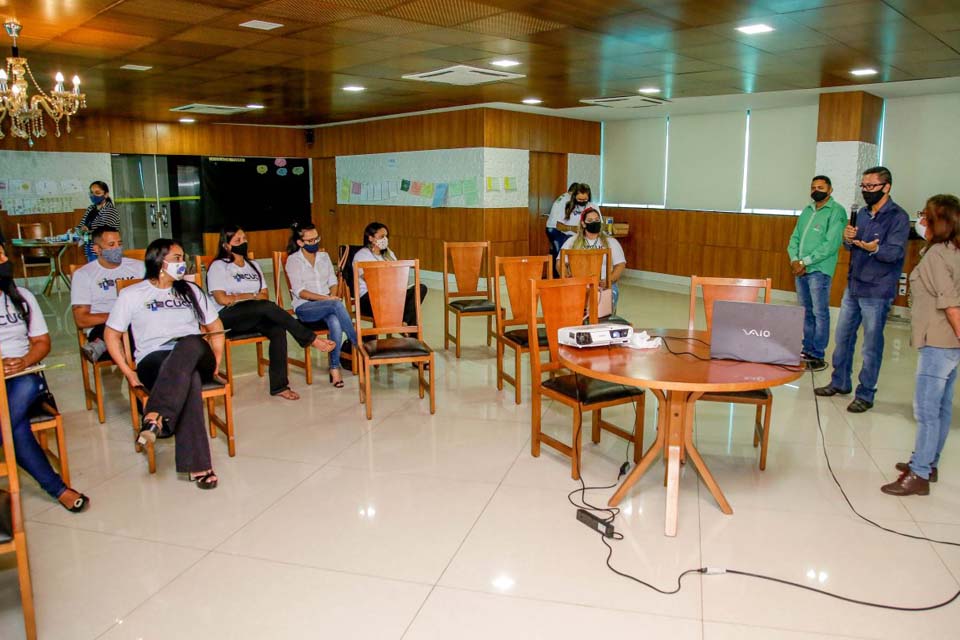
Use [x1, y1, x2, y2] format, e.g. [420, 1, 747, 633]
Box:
[374, 237, 389, 251]
[916, 218, 928, 239]
[164, 260, 187, 280]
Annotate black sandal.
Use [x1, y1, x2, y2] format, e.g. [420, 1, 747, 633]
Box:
[190, 471, 218, 490]
[329, 370, 345, 388]
[137, 415, 165, 446]
[62, 491, 90, 513]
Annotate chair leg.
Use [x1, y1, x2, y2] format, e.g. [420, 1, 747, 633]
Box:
[531, 389, 542, 457]
[208, 397, 217, 439]
[304, 345, 313, 385]
[94, 364, 106, 424]
[572, 408, 583, 480]
[753, 405, 762, 447]
[634, 394, 645, 464]
[55, 418, 71, 486]
[591, 410, 601, 444]
[225, 344, 235, 396]
[418, 362, 425, 399]
[129, 391, 141, 451]
[256, 342, 266, 377]
[80, 355, 93, 410]
[224, 391, 236, 457]
[364, 360, 374, 420]
[357, 355, 366, 403]
[496, 339, 504, 390]
[444, 308, 450, 351]
[455, 313, 462, 358]
[514, 348, 522, 405]
[486, 315, 492, 347]
[759, 401, 772, 471]
[428, 354, 436, 414]
[15, 532, 37, 640]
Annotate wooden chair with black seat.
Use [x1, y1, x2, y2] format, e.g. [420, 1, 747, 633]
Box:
[529, 277, 645, 480]
[68, 263, 115, 423]
[338, 244, 375, 327]
[115, 278, 235, 473]
[494, 255, 552, 404]
[353, 259, 434, 420]
[443, 241, 497, 358]
[0, 346, 37, 640]
[689, 275, 775, 470]
[198, 253, 269, 396]
[558, 247, 630, 324]
[16, 221, 55, 287]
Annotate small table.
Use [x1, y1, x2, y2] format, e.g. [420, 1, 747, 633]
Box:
[11, 238, 73, 296]
[558, 328, 803, 536]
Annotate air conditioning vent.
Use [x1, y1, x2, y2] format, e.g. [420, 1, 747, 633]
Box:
[170, 103, 257, 115]
[579, 95, 670, 108]
[402, 65, 524, 86]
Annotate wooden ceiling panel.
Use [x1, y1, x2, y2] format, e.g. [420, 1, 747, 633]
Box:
[385, 0, 501, 27]
[255, 0, 366, 24]
[172, 26, 272, 47]
[57, 28, 157, 51]
[458, 12, 566, 38]
[286, 26, 383, 45]
[332, 15, 436, 36]
[111, 0, 233, 22]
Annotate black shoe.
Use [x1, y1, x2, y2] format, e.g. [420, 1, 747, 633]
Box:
[804, 358, 828, 372]
[896, 462, 937, 483]
[814, 385, 850, 397]
[847, 398, 873, 413]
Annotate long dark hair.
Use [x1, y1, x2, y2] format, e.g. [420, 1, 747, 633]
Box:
[0, 243, 29, 326]
[564, 183, 592, 220]
[144, 238, 204, 322]
[215, 225, 261, 289]
[89, 180, 113, 204]
[362, 221, 395, 260]
[287, 221, 317, 255]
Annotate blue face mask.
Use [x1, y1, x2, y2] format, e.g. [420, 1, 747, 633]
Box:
[303, 243, 320, 254]
[101, 247, 123, 264]
[90, 194, 105, 205]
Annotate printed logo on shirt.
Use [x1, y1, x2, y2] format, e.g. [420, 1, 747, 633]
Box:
[0, 310, 24, 326]
[97, 275, 139, 291]
[232, 273, 260, 282]
[143, 297, 194, 312]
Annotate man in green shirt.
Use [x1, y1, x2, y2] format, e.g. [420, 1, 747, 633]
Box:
[787, 175, 848, 371]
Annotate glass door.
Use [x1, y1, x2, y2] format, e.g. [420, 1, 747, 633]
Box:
[111, 154, 172, 247]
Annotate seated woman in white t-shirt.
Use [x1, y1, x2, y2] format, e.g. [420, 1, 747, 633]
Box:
[104, 239, 227, 489]
[285, 222, 357, 388]
[354, 222, 427, 328]
[208, 226, 334, 400]
[0, 243, 89, 511]
[558, 207, 626, 312]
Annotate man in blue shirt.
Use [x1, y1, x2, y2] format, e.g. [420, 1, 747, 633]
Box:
[815, 166, 910, 413]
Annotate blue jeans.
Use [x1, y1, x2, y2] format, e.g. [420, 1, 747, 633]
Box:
[909, 347, 960, 479]
[295, 299, 358, 370]
[795, 271, 832, 359]
[829, 291, 892, 403]
[3, 374, 67, 498]
[611, 282, 620, 315]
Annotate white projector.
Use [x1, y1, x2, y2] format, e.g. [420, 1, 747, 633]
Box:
[558, 323, 633, 348]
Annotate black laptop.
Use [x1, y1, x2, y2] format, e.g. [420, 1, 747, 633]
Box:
[709, 300, 804, 366]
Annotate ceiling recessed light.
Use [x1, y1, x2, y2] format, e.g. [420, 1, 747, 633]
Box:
[490, 59, 521, 68]
[850, 68, 878, 76]
[178, 118, 196, 124]
[343, 85, 365, 92]
[120, 64, 152, 71]
[239, 19, 284, 31]
[637, 87, 660, 94]
[736, 24, 774, 34]
[522, 98, 542, 105]
[246, 104, 265, 109]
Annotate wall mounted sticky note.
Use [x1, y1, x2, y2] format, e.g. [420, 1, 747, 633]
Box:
[486, 177, 500, 192]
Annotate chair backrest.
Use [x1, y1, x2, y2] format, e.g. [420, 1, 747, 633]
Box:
[559, 247, 612, 284]
[528, 277, 599, 381]
[0, 344, 27, 540]
[122, 248, 146, 261]
[272, 251, 289, 307]
[443, 241, 492, 303]
[16, 222, 50, 240]
[338, 244, 366, 298]
[494, 255, 552, 331]
[353, 259, 422, 339]
[688, 275, 772, 332]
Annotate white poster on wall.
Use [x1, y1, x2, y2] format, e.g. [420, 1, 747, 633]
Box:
[0, 150, 112, 215]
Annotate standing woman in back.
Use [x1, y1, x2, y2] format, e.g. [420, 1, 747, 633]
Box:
[207, 225, 334, 400]
[78, 181, 120, 262]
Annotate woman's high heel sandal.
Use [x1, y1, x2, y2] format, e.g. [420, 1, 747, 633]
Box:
[329, 370, 345, 388]
[137, 415, 165, 446]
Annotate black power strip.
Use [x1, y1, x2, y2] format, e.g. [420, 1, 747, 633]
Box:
[576, 508, 616, 538]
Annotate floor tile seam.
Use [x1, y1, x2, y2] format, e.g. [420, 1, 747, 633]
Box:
[698, 616, 874, 640]
[913, 521, 960, 590]
[20, 519, 218, 552]
[695, 501, 922, 528]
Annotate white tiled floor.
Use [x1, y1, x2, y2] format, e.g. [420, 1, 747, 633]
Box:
[2, 278, 960, 639]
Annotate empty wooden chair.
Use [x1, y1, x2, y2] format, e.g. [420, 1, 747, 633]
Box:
[689, 275, 775, 469]
[494, 255, 552, 404]
[68, 263, 115, 423]
[443, 241, 496, 358]
[16, 221, 55, 287]
[353, 259, 434, 420]
[0, 345, 37, 640]
[529, 277, 645, 479]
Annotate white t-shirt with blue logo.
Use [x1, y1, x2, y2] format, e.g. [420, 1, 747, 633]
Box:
[70, 258, 144, 314]
[106, 280, 218, 364]
[0, 286, 49, 358]
[206, 259, 265, 311]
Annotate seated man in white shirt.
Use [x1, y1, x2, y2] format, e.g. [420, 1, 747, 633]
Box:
[71, 227, 144, 361]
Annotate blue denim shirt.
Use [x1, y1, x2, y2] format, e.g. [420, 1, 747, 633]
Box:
[845, 198, 910, 299]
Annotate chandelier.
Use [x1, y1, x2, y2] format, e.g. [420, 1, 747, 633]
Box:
[0, 19, 85, 141]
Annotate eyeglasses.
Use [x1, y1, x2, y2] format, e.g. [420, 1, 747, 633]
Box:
[859, 182, 886, 191]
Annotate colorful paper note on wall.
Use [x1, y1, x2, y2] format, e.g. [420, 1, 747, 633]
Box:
[464, 190, 480, 207]
[410, 181, 422, 196]
[400, 179, 411, 192]
[388, 181, 400, 198]
[449, 181, 463, 198]
[432, 183, 448, 208]
[462, 178, 477, 195]
[486, 177, 500, 192]
[503, 177, 517, 192]
[340, 178, 351, 201]
[351, 181, 361, 195]
[422, 182, 435, 198]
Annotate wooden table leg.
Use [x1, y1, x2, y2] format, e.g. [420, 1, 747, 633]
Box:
[683, 400, 733, 515]
[608, 389, 667, 508]
[662, 390, 691, 537]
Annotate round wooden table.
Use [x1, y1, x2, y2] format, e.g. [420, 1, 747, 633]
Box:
[11, 238, 73, 296]
[559, 328, 804, 536]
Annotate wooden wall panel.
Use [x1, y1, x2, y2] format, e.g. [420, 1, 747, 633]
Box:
[482, 109, 600, 154]
[313, 110, 485, 157]
[817, 91, 884, 144]
[528, 151, 566, 256]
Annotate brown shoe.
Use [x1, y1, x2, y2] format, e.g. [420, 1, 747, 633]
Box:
[881, 471, 930, 496]
[895, 462, 937, 483]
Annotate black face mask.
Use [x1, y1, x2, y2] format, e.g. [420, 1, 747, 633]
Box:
[862, 189, 886, 207]
[231, 242, 248, 257]
[584, 221, 603, 234]
[574, 200, 589, 208]
[811, 191, 829, 202]
[0, 262, 12, 280]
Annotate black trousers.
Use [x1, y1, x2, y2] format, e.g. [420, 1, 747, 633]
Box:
[88, 324, 105, 342]
[359, 284, 428, 327]
[218, 300, 317, 395]
[138, 335, 215, 474]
